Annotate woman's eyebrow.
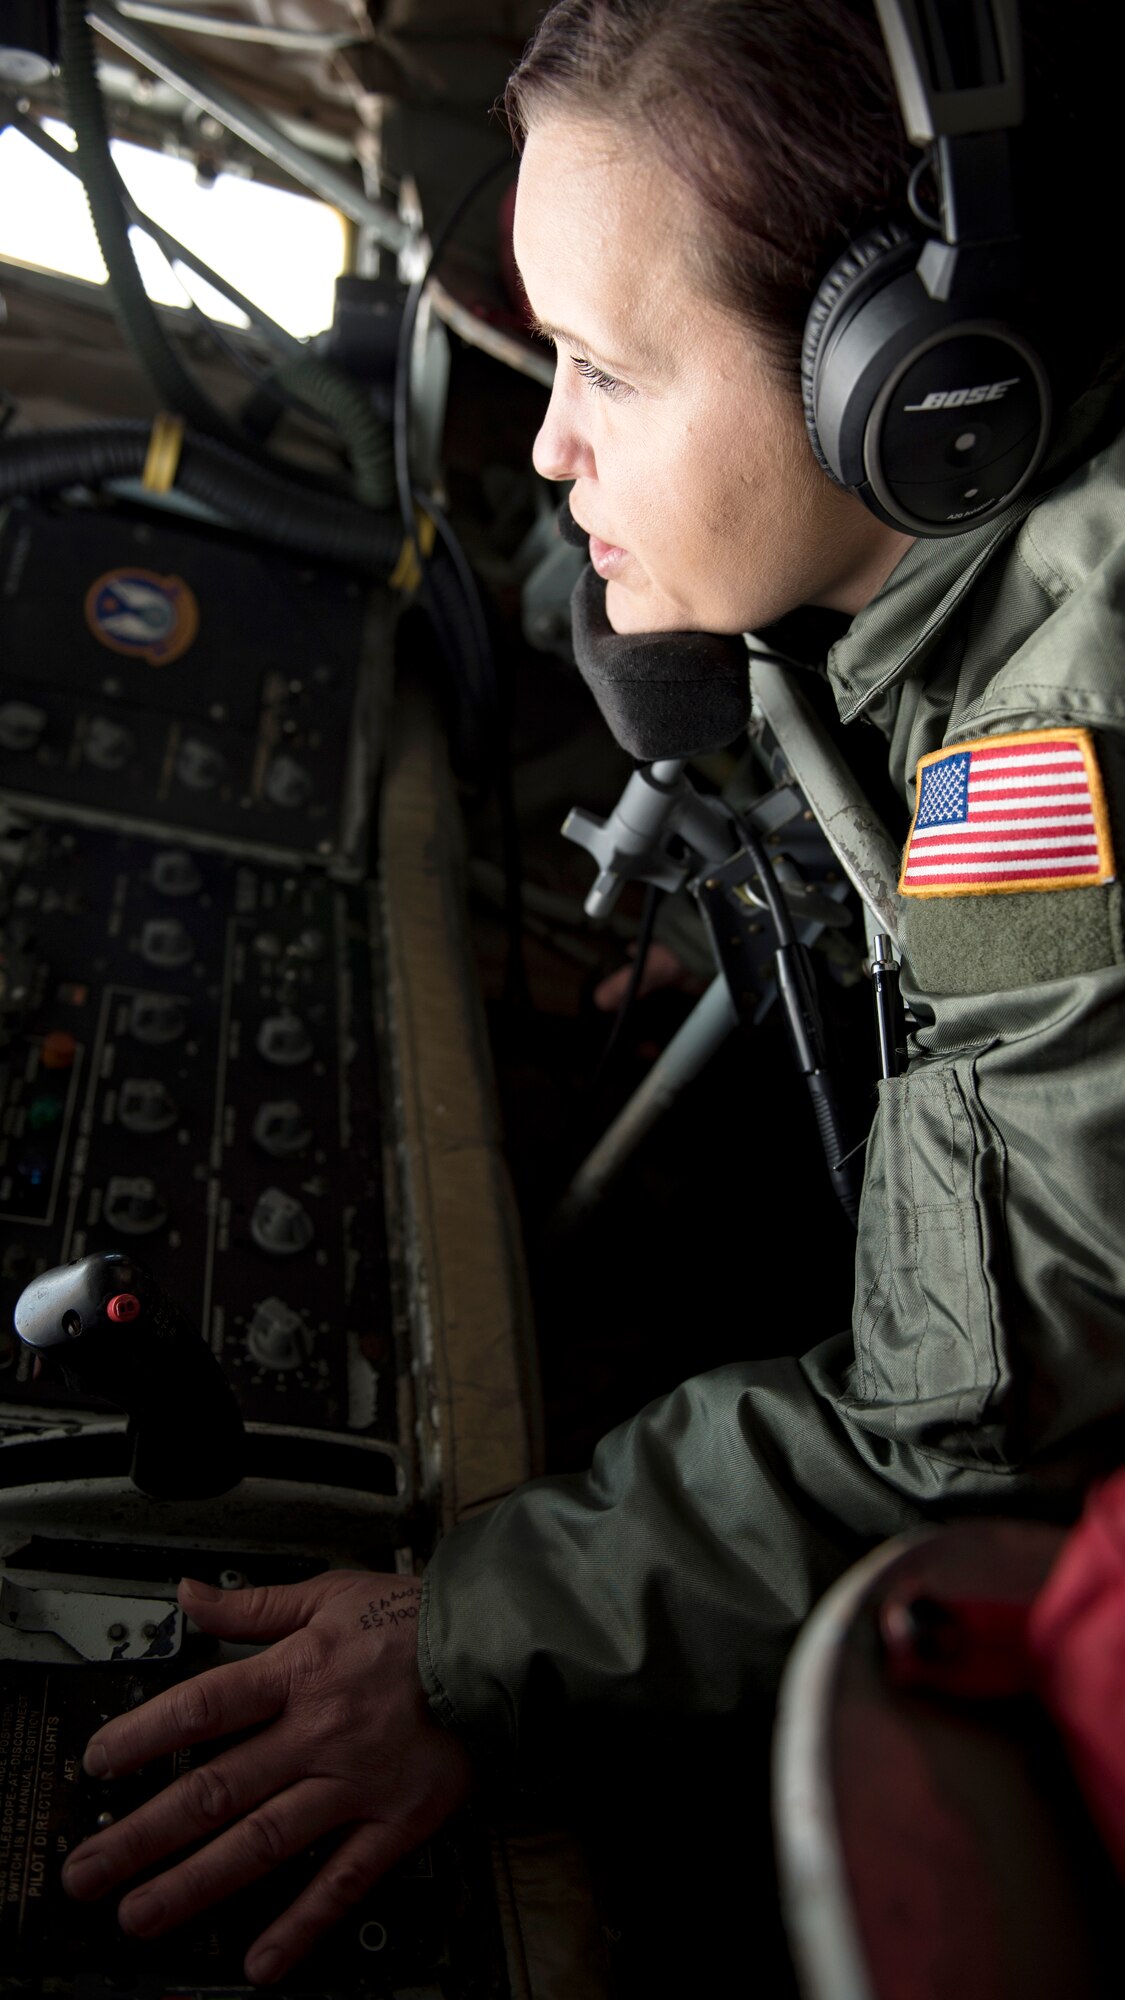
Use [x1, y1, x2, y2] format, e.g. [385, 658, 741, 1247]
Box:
[528, 313, 659, 379]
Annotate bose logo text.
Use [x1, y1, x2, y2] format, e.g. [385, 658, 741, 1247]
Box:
[904, 378, 1020, 412]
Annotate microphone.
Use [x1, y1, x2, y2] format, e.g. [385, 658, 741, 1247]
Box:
[569, 564, 753, 761]
[556, 497, 591, 549]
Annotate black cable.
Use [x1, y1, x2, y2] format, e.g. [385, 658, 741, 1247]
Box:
[412, 486, 497, 714]
[1, 96, 343, 488]
[734, 812, 862, 1229]
[907, 147, 942, 233]
[393, 153, 513, 558]
[52, 24, 395, 504]
[0, 421, 401, 574]
[393, 152, 514, 742]
[60, 0, 248, 450]
[591, 882, 663, 1089]
[734, 814, 795, 947]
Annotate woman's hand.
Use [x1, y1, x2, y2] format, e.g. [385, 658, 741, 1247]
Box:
[61, 1570, 474, 1986]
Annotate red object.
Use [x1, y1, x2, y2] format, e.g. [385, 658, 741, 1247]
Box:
[1028, 1467, 1125, 1883]
[106, 1292, 141, 1323]
[872, 1469, 1125, 1893]
[41, 1030, 78, 1070]
[881, 1589, 1034, 1698]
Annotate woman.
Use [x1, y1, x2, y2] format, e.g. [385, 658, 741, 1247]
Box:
[63, 1, 1125, 1982]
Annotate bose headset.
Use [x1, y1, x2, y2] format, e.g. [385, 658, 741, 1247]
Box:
[802, 0, 1052, 537]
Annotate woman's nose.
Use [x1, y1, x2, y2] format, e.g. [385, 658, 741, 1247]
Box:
[532, 378, 595, 483]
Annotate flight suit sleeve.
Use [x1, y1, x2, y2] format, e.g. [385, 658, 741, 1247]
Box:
[418, 1351, 929, 1768]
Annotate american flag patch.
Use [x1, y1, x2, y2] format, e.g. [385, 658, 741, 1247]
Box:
[900, 728, 1115, 898]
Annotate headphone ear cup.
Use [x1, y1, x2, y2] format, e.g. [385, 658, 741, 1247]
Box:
[802, 222, 917, 479]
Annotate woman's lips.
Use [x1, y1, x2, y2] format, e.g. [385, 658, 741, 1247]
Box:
[588, 533, 630, 579]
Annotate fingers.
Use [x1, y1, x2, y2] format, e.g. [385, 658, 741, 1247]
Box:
[64, 1722, 300, 1904]
[114, 1778, 357, 1947]
[176, 1570, 355, 1643]
[80, 1640, 293, 1780]
[242, 1819, 412, 1987]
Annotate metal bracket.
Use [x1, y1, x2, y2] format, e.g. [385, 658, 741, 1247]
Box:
[0, 1569, 183, 1663]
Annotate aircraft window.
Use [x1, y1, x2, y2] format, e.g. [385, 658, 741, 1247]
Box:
[0, 118, 346, 338]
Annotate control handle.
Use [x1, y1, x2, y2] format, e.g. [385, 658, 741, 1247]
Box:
[14, 1252, 245, 1498]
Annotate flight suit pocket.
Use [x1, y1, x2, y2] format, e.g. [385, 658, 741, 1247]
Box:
[848, 1064, 1006, 1449]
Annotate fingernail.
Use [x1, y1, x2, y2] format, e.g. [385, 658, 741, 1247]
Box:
[63, 1849, 108, 1895]
[181, 1577, 221, 1601]
[120, 1888, 163, 1937]
[83, 1744, 109, 1778]
[247, 1948, 282, 1986]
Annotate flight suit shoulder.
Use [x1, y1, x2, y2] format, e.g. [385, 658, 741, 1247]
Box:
[897, 723, 1125, 998]
[896, 430, 1125, 998]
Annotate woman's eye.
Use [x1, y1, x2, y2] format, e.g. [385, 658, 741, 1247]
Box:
[569, 354, 632, 400]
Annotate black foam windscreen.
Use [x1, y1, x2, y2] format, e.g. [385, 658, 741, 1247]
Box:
[556, 496, 590, 549]
[569, 564, 751, 762]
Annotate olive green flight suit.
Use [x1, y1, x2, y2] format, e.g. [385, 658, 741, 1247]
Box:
[419, 394, 1125, 1768]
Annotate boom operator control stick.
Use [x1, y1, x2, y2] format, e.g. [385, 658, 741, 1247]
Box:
[14, 1251, 245, 1498]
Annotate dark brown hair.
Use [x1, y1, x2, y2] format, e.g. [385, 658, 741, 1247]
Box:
[504, 0, 1119, 402]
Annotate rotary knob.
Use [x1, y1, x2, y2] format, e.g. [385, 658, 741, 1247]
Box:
[246, 1298, 312, 1370]
[129, 993, 186, 1044]
[0, 701, 47, 752]
[285, 928, 326, 964]
[250, 1188, 313, 1256]
[118, 1077, 178, 1135]
[84, 717, 134, 771]
[150, 849, 203, 898]
[256, 1014, 312, 1067]
[103, 1176, 167, 1235]
[264, 755, 313, 809]
[176, 738, 227, 791]
[253, 1100, 312, 1158]
[140, 918, 194, 969]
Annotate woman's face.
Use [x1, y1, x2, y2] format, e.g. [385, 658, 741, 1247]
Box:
[515, 115, 913, 636]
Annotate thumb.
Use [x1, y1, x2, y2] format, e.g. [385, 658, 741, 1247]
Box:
[178, 1571, 351, 1639]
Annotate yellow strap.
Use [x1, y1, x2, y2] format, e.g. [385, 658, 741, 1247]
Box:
[142, 412, 186, 494]
[389, 507, 438, 592]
